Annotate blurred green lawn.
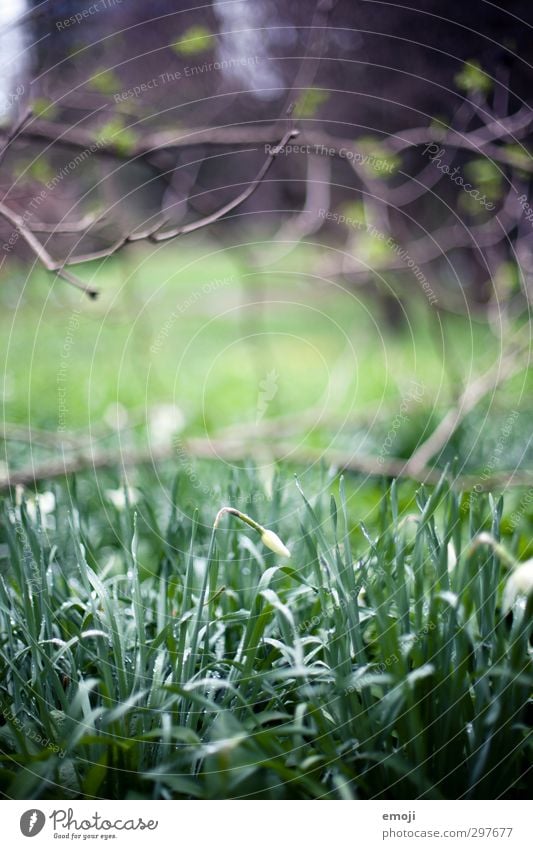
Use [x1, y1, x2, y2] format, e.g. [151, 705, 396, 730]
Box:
[1, 239, 531, 475]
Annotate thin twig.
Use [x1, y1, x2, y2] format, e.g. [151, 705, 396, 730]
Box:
[25, 211, 104, 233]
[407, 344, 529, 476]
[0, 200, 99, 298]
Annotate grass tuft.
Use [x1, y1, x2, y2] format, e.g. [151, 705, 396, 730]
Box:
[0, 467, 531, 799]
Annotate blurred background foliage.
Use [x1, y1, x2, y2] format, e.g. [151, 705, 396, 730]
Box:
[0, 0, 531, 506]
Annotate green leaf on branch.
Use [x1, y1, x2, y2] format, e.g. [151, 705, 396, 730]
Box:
[173, 26, 213, 56]
[95, 118, 138, 155]
[293, 88, 330, 119]
[88, 68, 122, 96]
[455, 60, 492, 96]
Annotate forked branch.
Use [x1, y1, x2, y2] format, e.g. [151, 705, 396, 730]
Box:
[0, 127, 298, 298]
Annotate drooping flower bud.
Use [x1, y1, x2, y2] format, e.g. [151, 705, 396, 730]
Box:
[260, 528, 291, 559]
[214, 506, 291, 558]
[503, 559, 533, 612]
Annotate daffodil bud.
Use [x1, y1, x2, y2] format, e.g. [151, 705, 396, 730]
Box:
[214, 506, 291, 558]
[260, 528, 291, 558]
[502, 559, 533, 612]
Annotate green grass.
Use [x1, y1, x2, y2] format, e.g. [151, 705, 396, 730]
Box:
[0, 464, 531, 799]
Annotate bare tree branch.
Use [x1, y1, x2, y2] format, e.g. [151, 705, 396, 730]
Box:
[4, 115, 532, 170]
[1, 435, 530, 492]
[0, 127, 298, 295]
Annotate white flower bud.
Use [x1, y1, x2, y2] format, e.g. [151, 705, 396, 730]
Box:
[503, 559, 533, 612]
[260, 528, 291, 558]
[106, 487, 139, 511]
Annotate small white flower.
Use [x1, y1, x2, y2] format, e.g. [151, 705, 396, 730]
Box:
[103, 402, 129, 431]
[106, 487, 139, 510]
[149, 403, 185, 447]
[260, 528, 291, 559]
[447, 542, 457, 573]
[26, 491, 56, 523]
[39, 492, 56, 514]
[502, 559, 533, 612]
